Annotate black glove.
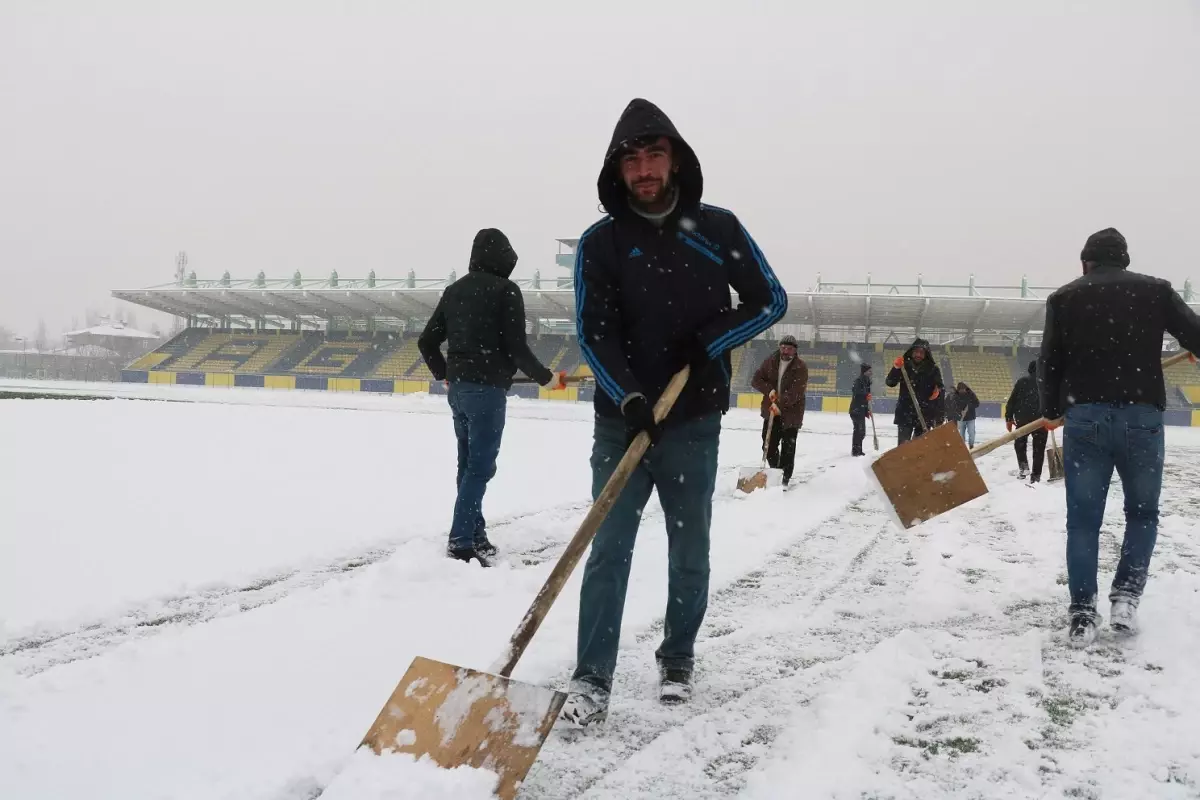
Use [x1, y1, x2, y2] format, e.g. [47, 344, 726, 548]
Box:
[679, 334, 711, 373]
[621, 394, 662, 448]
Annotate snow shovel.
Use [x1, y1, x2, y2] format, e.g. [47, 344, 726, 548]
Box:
[869, 412, 879, 452]
[871, 351, 1195, 528]
[359, 367, 692, 800]
[1046, 429, 1065, 482]
[737, 408, 784, 493]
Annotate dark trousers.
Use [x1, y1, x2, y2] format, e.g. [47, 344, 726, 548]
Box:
[574, 412, 721, 692]
[897, 422, 927, 445]
[761, 417, 799, 482]
[447, 382, 507, 549]
[1015, 428, 1048, 478]
[851, 413, 867, 455]
[1064, 403, 1164, 617]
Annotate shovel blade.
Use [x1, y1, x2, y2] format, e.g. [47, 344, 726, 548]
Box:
[1047, 447, 1065, 482]
[736, 466, 783, 494]
[869, 423, 989, 529]
[361, 656, 566, 800]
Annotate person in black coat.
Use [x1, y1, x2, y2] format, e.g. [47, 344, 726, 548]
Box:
[849, 363, 872, 456]
[952, 382, 980, 447]
[1039, 227, 1200, 647]
[419, 228, 566, 564]
[1006, 360, 1045, 481]
[885, 338, 944, 444]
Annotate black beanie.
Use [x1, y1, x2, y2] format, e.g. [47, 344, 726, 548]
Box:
[1081, 227, 1129, 268]
[861, 363, 872, 375]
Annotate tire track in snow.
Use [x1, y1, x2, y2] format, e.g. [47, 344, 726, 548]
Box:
[517, 493, 908, 799]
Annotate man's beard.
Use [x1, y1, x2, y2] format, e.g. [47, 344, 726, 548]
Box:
[628, 177, 673, 210]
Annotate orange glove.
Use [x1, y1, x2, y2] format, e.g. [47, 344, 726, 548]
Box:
[866, 393, 872, 402]
[1006, 420, 1014, 432]
[543, 370, 568, 391]
[929, 387, 940, 401]
[443, 379, 449, 389]
[1043, 418, 1064, 431]
[770, 403, 780, 416]
[893, 356, 904, 369]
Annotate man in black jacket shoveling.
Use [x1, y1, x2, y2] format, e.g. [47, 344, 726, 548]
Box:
[849, 363, 872, 456]
[885, 338, 944, 444]
[1006, 360, 1045, 482]
[419, 228, 566, 566]
[1040, 227, 1200, 648]
[564, 98, 787, 724]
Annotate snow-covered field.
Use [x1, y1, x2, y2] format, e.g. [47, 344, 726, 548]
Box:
[2, 389, 1199, 799]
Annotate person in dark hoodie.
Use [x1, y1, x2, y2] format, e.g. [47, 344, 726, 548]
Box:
[1006, 360, 1045, 482]
[1040, 227, 1200, 648]
[953, 382, 980, 448]
[565, 98, 787, 724]
[849, 363, 873, 456]
[885, 338, 944, 444]
[418, 228, 567, 566]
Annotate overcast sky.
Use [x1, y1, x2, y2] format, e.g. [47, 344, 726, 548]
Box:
[2, 0, 1198, 338]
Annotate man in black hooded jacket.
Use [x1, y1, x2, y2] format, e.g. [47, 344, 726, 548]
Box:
[565, 98, 787, 724]
[1040, 227, 1200, 648]
[419, 228, 566, 565]
[1006, 360, 1045, 481]
[885, 338, 944, 444]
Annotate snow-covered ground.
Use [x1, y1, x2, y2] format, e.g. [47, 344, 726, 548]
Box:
[2, 389, 1199, 799]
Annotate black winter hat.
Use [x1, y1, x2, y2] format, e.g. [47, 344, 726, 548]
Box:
[861, 363, 873, 375]
[779, 334, 799, 348]
[1080, 228, 1130, 268]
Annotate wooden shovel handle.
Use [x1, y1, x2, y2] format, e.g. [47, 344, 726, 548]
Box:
[494, 366, 691, 678]
[968, 351, 1194, 461]
[761, 410, 776, 467]
[898, 360, 929, 433]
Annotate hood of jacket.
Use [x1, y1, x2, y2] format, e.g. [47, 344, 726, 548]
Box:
[1028, 359, 1038, 376]
[468, 228, 518, 279]
[597, 98, 703, 219]
[904, 338, 935, 371]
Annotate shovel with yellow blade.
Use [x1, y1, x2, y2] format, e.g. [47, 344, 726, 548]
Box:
[358, 367, 691, 800]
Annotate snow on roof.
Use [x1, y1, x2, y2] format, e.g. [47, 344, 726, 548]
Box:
[62, 323, 159, 340]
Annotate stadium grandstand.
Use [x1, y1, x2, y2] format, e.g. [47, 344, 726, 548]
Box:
[110, 244, 1200, 426]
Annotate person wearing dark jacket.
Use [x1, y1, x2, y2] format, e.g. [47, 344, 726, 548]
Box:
[1040, 227, 1200, 648]
[952, 383, 980, 448]
[1006, 360, 1045, 481]
[885, 338, 944, 444]
[564, 98, 787, 724]
[849, 363, 873, 456]
[750, 335, 809, 483]
[419, 228, 566, 565]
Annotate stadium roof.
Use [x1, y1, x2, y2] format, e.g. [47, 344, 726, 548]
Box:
[113, 275, 1200, 342]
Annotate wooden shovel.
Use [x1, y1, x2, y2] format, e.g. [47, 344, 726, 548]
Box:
[359, 367, 691, 800]
[737, 408, 782, 493]
[1047, 429, 1065, 482]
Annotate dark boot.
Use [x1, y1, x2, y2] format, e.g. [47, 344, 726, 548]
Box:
[659, 664, 693, 704]
[447, 546, 493, 567]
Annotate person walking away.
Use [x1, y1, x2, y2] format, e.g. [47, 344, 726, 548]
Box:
[849, 363, 872, 456]
[418, 228, 566, 566]
[1041, 227, 1200, 648]
[885, 338, 944, 444]
[954, 382, 980, 448]
[566, 98, 787, 724]
[749, 335, 808, 484]
[1005, 360, 1044, 481]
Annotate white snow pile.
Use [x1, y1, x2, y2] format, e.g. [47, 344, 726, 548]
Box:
[2, 389, 1199, 799]
[321, 750, 498, 800]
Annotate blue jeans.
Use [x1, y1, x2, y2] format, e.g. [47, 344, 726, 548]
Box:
[1064, 403, 1164, 617]
[447, 382, 507, 550]
[574, 413, 721, 692]
[958, 419, 976, 448]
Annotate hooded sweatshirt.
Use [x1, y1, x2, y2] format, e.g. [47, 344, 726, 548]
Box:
[885, 338, 945, 429]
[1006, 360, 1042, 426]
[574, 98, 789, 423]
[418, 228, 553, 390]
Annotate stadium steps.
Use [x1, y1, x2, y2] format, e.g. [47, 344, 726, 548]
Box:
[797, 351, 839, 395]
[946, 352, 1013, 402]
[340, 337, 399, 378]
[135, 328, 212, 370]
[267, 332, 325, 373]
[729, 345, 747, 392]
[371, 338, 423, 379]
[238, 334, 302, 374]
[548, 343, 569, 371]
[165, 332, 232, 372]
